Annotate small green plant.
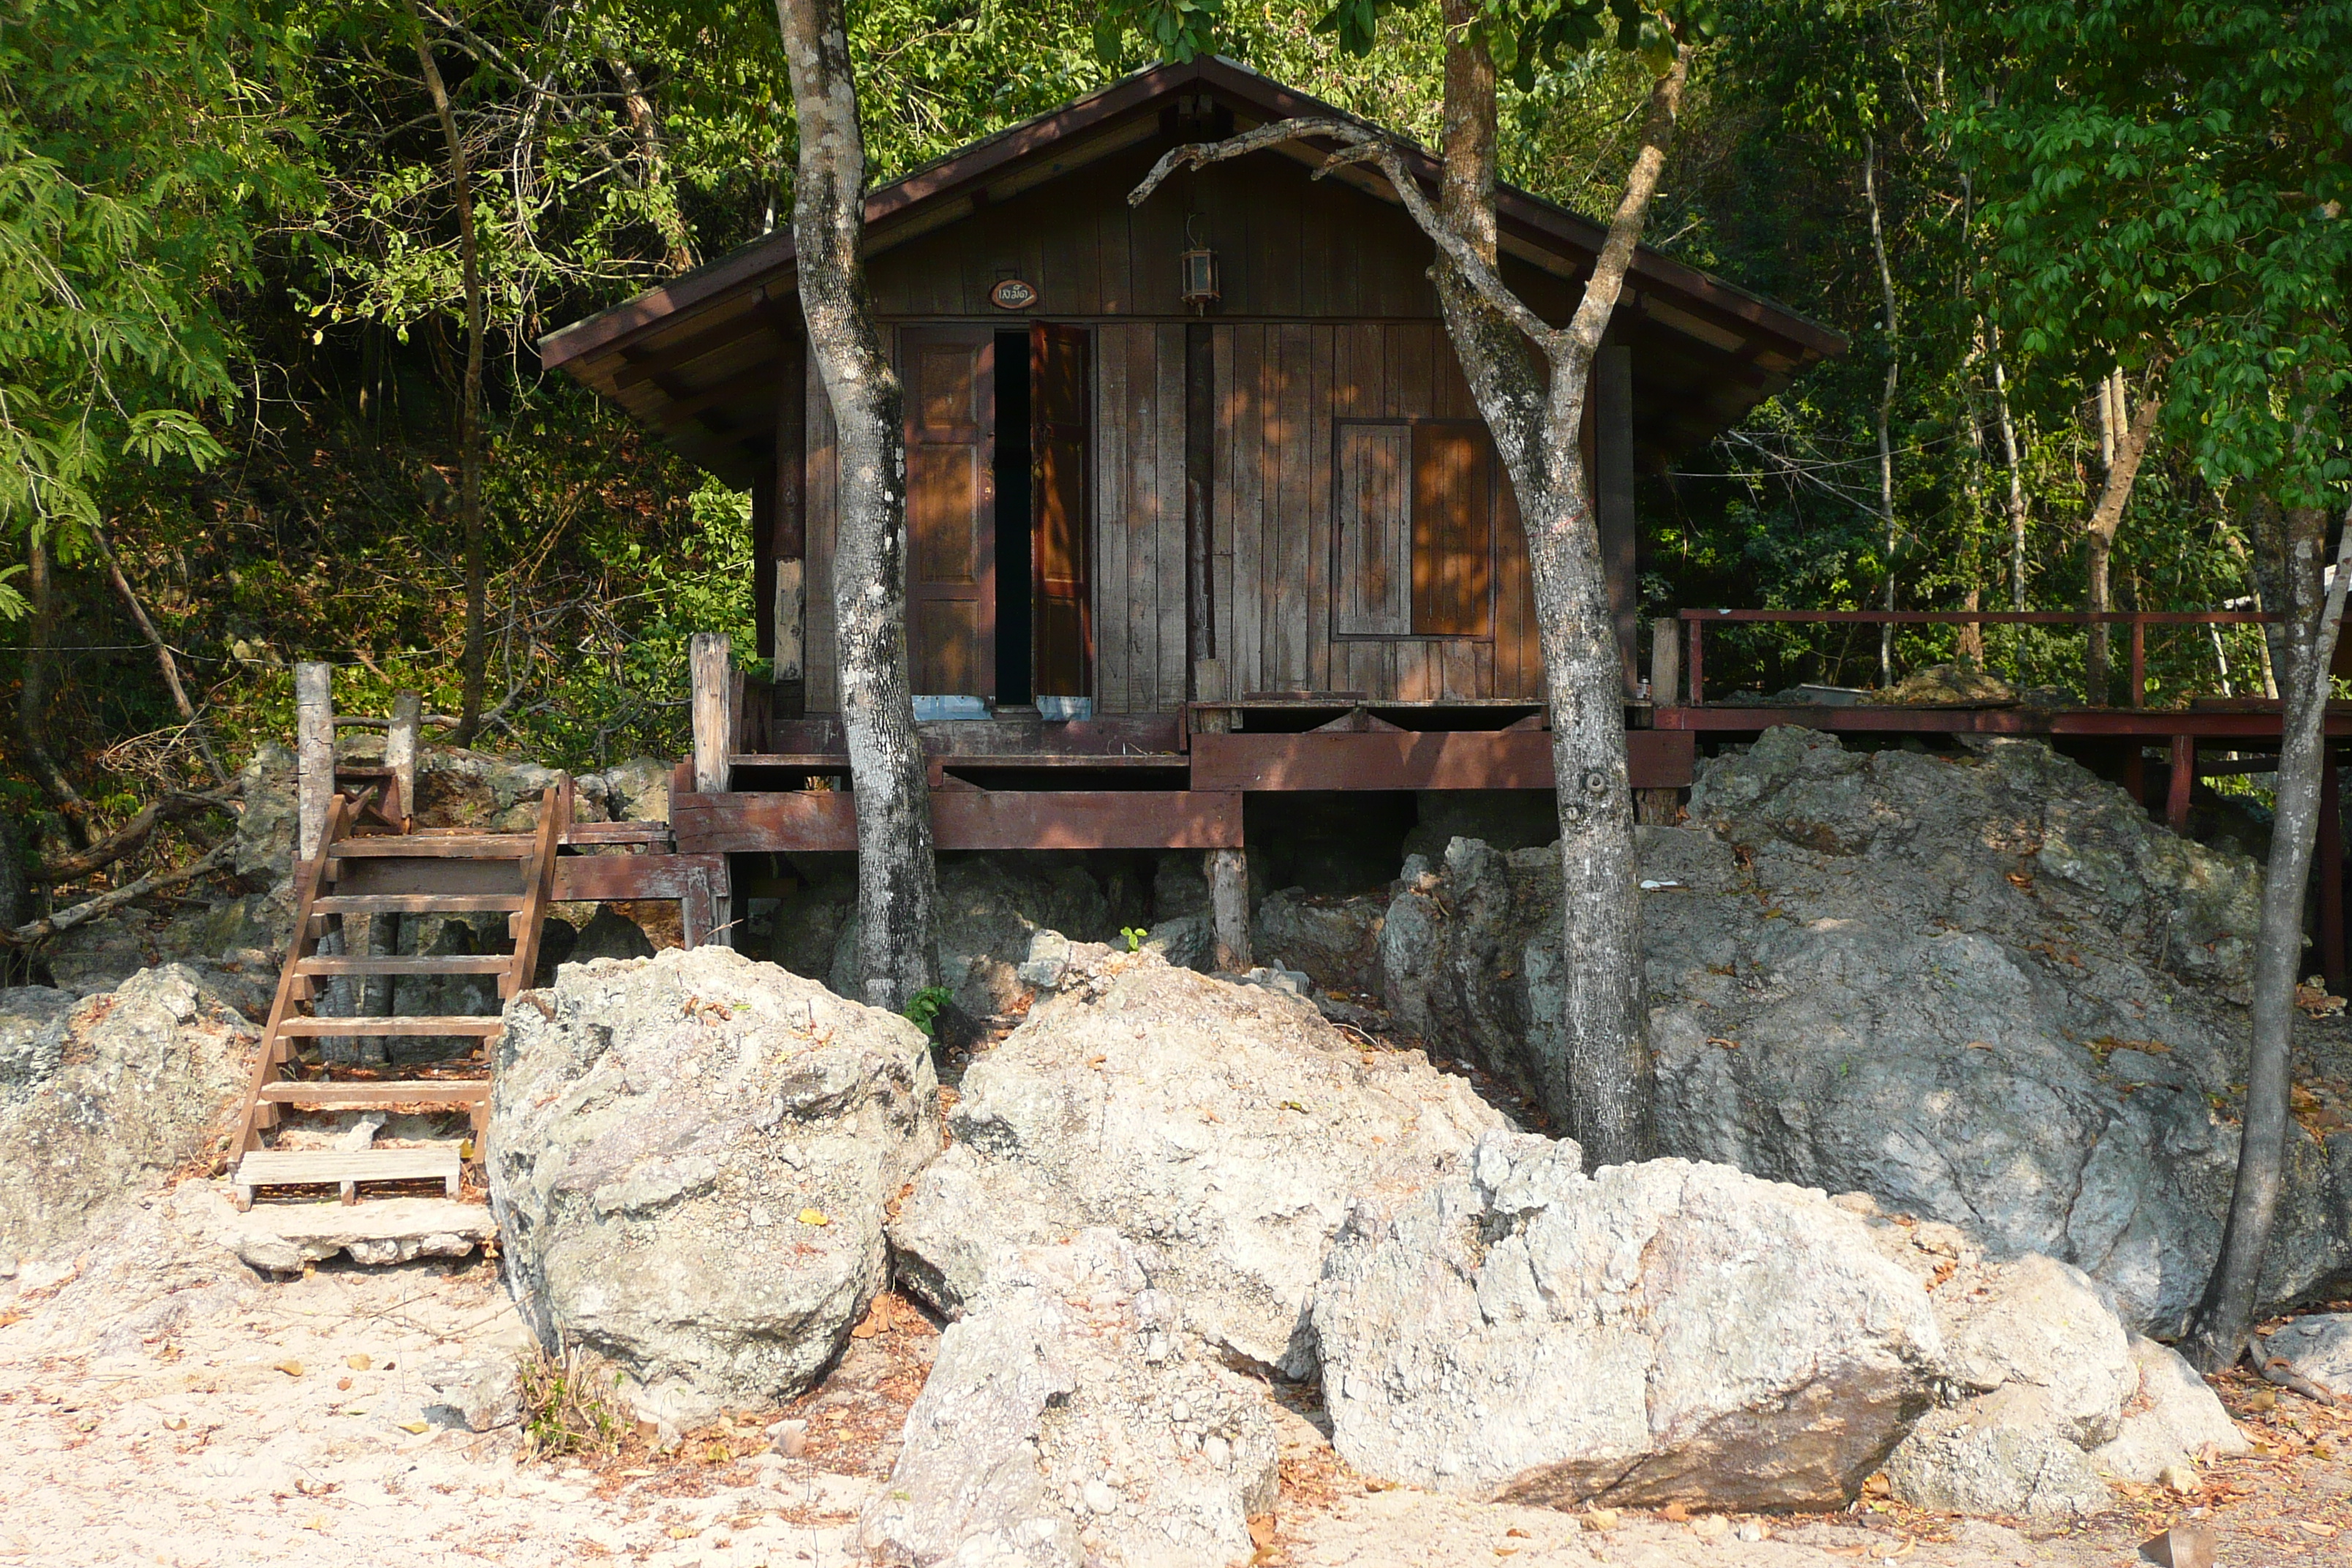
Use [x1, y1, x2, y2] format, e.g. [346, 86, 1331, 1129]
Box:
[517, 1347, 625, 1460]
[1121, 925, 1148, 952]
[903, 984, 954, 1038]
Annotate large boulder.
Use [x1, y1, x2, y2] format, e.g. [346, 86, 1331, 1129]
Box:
[2092, 1335, 2250, 1482]
[889, 949, 1505, 1377]
[0, 967, 255, 1261]
[487, 946, 939, 1422]
[1251, 888, 1384, 996]
[1384, 730, 2348, 1332]
[1311, 1133, 1944, 1511]
[862, 1228, 1278, 1568]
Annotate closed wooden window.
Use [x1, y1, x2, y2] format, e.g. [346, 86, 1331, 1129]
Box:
[1333, 418, 1494, 639]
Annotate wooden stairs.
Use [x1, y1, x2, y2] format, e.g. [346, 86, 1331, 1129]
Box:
[229, 783, 568, 1210]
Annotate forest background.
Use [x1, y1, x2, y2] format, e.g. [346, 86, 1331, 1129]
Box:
[0, 0, 2326, 900]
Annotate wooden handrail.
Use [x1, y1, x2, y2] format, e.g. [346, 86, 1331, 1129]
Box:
[1673, 608, 2279, 707]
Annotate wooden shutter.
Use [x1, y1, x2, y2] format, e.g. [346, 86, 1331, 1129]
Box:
[1032, 323, 1092, 697]
[1411, 421, 1493, 638]
[904, 329, 995, 696]
[1334, 423, 1412, 636]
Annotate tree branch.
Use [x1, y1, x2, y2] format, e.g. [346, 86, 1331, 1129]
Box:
[5, 839, 239, 949]
[31, 785, 240, 885]
[91, 526, 230, 785]
[1561, 45, 1691, 359]
[1129, 117, 1564, 353]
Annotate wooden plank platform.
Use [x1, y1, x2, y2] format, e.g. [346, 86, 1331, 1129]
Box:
[328, 835, 535, 858]
[672, 788, 1244, 853]
[311, 894, 525, 915]
[1188, 729, 1695, 792]
[276, 1015, 503, 1037]
[257, 1081, 488, 1107]
[233, 1144, 463, 1207]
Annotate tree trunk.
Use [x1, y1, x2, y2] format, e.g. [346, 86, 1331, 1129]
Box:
[773, 0, 938, 1009]
[16, 532, 92, 848]
[608, 51, 698, 276]
[92, 526, 227, 785]
[2184, 497, 2351, 1371]
[1438, 39, 1689, 1169]
[410, 4, 489, 748]
[2082, 374, 2163, 703]
[1863, 135, 1901, 686]
[1988, 321, 2029, 610]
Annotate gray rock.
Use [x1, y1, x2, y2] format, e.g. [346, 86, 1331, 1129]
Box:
[829, 854, 1133, 1019]
[889, 952, 1504, 1377]
[1383, 729, 2348, 1333]
[566, 905, 656, 965]
[1251, 888, 1384, 996]
[1932, 1253, 2136, 1447]
[1882, 1384, 2113, 1519]
[2092, 1337, 2250, 1482]
[0, 966, 255, 1258]
[2254, 1313, 2352, 1400]
[1312, 1133, 1944, 1511]
[487, 946, 939, 1423]
[419, 1357, 524, 1432]
[861, 1227, 1277, 1568]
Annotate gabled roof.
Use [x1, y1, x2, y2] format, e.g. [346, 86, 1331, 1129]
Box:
[542, 57, 1842, 481]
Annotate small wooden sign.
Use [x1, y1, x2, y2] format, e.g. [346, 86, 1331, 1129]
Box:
[990, 277, 1038, 311]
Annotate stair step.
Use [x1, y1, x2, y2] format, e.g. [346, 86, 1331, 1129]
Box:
[233, 1144, 463, 1207]
[257, 1080, 488, 1107]
[295, 954, 512, 978]
[278, 1015, 502, 1038]
[328, 836, 537, 859]
[312, 894, 525, 916]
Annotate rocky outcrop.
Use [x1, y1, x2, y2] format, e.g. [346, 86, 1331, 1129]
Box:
[2093, 1336, 2250, 1483]
[1312, 1133, 1943, 1510]
[1251, 888, 1384, 996]
[487, 946, 939, 1423]
[1882, 1385, 2115, 1520]
[1384, 729, 2348, 1332]
[0, 967, 255, 1260]
[889, 949, 1504, 1377]
[862, 1228, 1278, 1568]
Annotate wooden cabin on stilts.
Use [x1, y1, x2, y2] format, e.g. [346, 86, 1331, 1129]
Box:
[538, 59, 1842, 958]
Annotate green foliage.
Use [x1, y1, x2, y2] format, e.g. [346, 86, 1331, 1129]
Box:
[902, 984, 954, 1037]
[1954, 0, 2351, 508]
[0, 0, 312, 558]
[516, 1347, 625, 1459]
[1121, 925, 1147, 951]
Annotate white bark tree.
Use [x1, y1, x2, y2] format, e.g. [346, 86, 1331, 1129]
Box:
[773, 0, 940, 1010]
[1135, 20, 1694, 1166]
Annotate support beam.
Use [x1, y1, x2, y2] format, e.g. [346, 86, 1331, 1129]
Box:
[1596, 343, 1638, 693]
[1649, 616, 1681, 705]
[1207, 847, 1250, 971]
[386, 690, 421, 831]
[690, 633, 734, 794]
[295, 662, 333, 865]
[2166, 734, 2194, 835]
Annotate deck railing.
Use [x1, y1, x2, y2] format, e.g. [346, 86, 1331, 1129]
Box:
[1667, 608, 2281, 709]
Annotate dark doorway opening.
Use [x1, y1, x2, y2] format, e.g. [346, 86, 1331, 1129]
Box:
[993, 330, 1034, 704]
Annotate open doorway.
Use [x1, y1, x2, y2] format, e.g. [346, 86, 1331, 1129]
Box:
[901, 324, 1090, 706]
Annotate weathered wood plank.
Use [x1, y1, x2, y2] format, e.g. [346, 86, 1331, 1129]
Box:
[295, 954, 510, 977]
[671, 789, 1243, 853]
[550, 852, 728, 905]
[1231, 325, 1265, 701]
[328, 836, 534, 859]
[1306, 325, 1334, 692]
[804, 353, 838, 712]
[1096, 325, 1134, 713]
[257, 1081, 488, 1106]
[311, 894, 525, 916]
[1191, 730, 1695, 791]
[1156, 323, 1190, 710]
[278, 1016, 503, 1036]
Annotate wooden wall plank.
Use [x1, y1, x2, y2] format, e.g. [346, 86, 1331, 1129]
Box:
[1155, 323, 1190, 709]
[1231, 325, 1264, 698]
[1305, 325, 1334, 690]
[1210, 325, 1237, 692]
[1126, 325, 1159, 709]
[1270, 324, 1312, 688]
[1095, 325, 1132, 712]
[804, 353, 838, 712]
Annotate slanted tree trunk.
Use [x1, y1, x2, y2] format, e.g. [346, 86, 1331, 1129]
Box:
[2185, 496, 2352, 1371]
[608, 52, 698, 276]
[1131, 36, 1692, 1168]
[92, 525, 227, 785]
[1987, 321, 2030, 610]
[2083, 369, 2163, 703]
[410, 4, 490, 748]
[16, 531, 92, 848]
[773, 0, 938, 1010]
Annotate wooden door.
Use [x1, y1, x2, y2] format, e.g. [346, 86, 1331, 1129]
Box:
[904, 328, 996, 696]
[1031, 324, 1093, 698]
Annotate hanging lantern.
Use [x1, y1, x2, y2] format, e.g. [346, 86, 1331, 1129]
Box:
[1180, 216, 1220, 312]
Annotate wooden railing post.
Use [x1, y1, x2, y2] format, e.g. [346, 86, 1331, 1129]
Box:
[386, 690, 421, 831]
[1650, 617, 1681, 705]
[295, 661, 333, 865]
[2129, 617, 2147, 707]
[1686, 617, 1705, 706]
[690, 632, 733, 795]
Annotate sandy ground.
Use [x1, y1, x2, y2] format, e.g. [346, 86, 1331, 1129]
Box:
[3, 1180, 2347, 1568]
